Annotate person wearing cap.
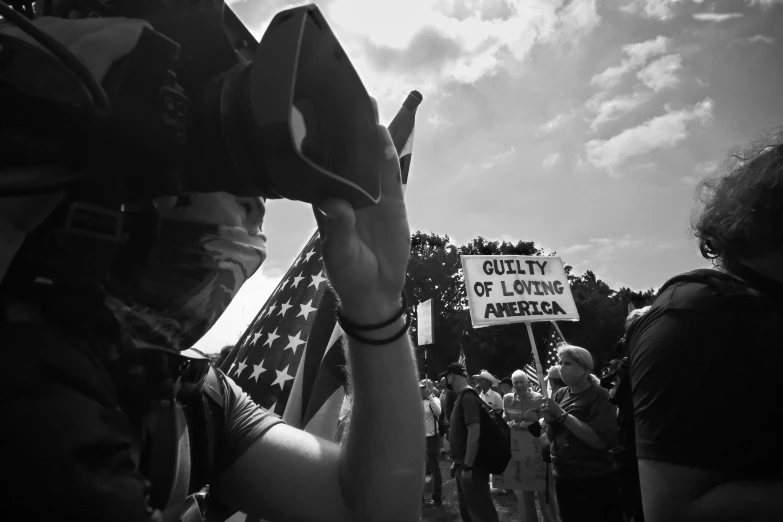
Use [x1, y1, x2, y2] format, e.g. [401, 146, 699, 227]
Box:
[440, 363, 501, 522]
[421, 379, 443, 506]
[477, 370, 504, 415]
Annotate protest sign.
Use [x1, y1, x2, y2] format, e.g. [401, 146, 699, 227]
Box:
[417, 299, 433, 346]
[460, 255, 579, 328]
[491, 429, 547, 491]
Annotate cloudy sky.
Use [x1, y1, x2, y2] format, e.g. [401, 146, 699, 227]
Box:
[196, 0, 783, 351]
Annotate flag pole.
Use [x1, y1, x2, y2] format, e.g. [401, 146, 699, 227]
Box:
[551, 320, 567, 345]
[526, 323, 548, 399]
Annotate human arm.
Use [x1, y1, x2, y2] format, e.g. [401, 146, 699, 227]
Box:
[216, 121, 422, 521]
[638, 459, 783, 522]
[464, 423, 481, 468]
[429, 395, 442, 417]
[541, 394, 612, 450]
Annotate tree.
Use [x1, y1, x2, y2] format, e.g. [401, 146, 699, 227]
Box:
[406, 232, 657, 380]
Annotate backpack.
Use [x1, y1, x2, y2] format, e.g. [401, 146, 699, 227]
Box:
[457, 388, 511, 475]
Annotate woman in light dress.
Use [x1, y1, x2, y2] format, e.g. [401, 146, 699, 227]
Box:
[504, 370, 557, 522]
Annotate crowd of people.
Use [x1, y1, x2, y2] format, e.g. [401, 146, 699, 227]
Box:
[420, 345, 623, 522]
[1, 8, 781, 522]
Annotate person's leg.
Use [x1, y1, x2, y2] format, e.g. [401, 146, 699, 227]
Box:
[426, 435, 443, 503]
[455, 467, 473, 522]
[462, 467, 500, 522]
[516, 490, 537, 522]
[535, 489, 557, 522]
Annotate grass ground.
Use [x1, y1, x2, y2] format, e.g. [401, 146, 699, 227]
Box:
[420, 454, 548, 522]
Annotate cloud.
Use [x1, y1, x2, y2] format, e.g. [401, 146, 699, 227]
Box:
[620, 0, 684, 21]
[438, 0, 519, 21]
[655, 241, 678, 250]
[589, 235, 645, 260]
[480, 146, 517, 170]
[637, 54, 683, 91]
[694, 160, 719, 174]
[681, 175, 700, 185]
[428, 111, 455, 128]
[590, 36, 671, 89]
[588, 91, 653, 130]
[584, 98, 714, 175]
[543, 153, 561, 168]
[692, 12, 744, 22]
[747, 0, 783, 7]
[538, 111, 574, 135]
[561, 243, 592, 255]
[749, 34, 776, 44]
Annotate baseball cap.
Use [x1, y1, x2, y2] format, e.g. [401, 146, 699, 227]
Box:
[439, 362, 468, 380]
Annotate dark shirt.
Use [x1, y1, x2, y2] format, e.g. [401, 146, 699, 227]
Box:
[3, 320, 283, 521]
[449, 389, 482, 464]
[550, 383, 617, 479]
[628, 271, 783, 478]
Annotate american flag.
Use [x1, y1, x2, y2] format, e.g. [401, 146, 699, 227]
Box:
[220, 91, 423, 439]
[524, 322, 567, 393]
[458, 345, 467, 368]
[523, 362, 540, 392]
[546, 321, 566, 369]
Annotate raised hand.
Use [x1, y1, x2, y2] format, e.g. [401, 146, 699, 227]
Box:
[313, 116, 410, 325]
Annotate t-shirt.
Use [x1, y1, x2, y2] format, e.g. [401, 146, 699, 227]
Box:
[504, 391, 543, 424]
[549, 383, 617, 479]
[628, 270, 783, 478]
[449, 389, 482, 464]
[479, 388, 504, 411]
[3, 320, 283, 521]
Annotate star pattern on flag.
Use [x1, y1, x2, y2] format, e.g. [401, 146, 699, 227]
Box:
[272, 365, 295, 390]
[284, 331, 306, 355]
[297, 300, 317, 320]
[278, 299, 293, 317]
[249, 359, 266, 383]
[219, 231, 331, 415]
[264, 328, 280, 347]
[308, 271, 326, 289]
[290, 273, 305, 288]
[235, 358, 248, 378]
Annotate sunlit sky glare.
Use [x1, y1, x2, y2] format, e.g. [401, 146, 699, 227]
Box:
[196, 0, 783, 352]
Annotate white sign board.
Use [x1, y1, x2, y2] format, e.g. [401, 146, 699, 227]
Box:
[460, 255, 579, 328]
[416, 299, 434, 346]
[491, 429, 547, 491]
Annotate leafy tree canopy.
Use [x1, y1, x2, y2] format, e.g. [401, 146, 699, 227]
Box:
[406, 232, 656, 381]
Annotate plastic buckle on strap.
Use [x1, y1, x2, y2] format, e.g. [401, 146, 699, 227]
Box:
[63, 202, 123, 243]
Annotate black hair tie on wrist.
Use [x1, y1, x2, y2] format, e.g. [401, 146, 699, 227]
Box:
[336, 291, 407, 331]
[336, 292, 410, 345]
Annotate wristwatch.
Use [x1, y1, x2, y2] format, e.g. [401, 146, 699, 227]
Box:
[555, 412, 569, 424]
[463, 465, 473, 472]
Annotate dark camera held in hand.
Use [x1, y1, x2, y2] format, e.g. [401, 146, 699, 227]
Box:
[0, 0, 381, 209]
